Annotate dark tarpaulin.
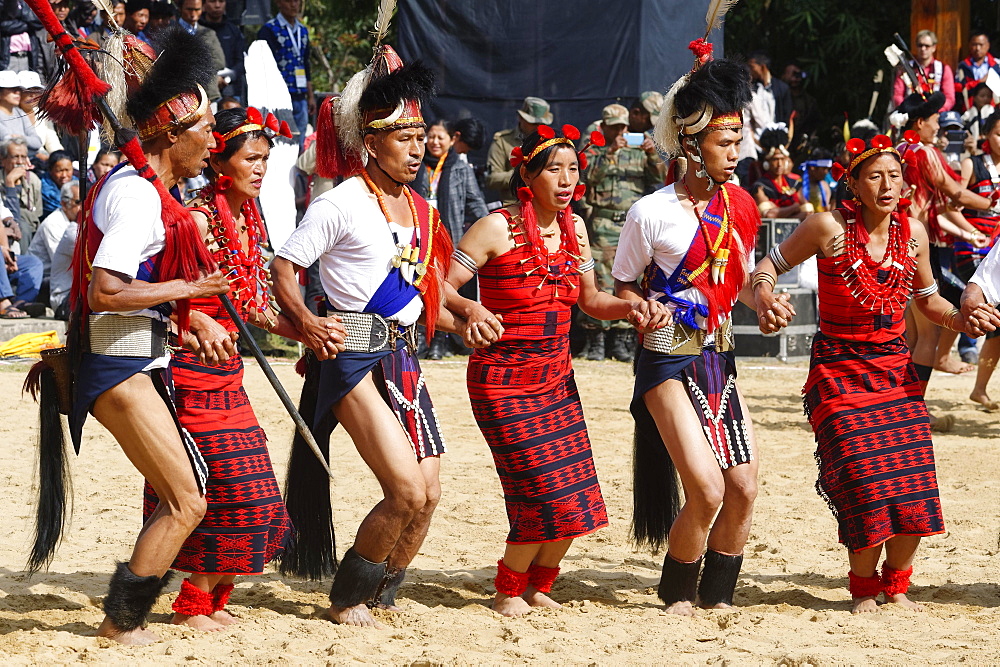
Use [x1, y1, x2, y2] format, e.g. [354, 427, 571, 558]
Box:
[397, 0, 723, 164]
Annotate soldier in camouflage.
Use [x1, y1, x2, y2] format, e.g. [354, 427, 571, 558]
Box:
[578, 103, 662, 362]
[485, 96, 552, 206]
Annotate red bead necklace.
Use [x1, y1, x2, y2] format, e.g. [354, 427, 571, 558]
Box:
[838, 208, 915, 314]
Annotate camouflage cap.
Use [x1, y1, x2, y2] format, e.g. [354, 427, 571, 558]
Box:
[517, 96, 554, 125]
[639, 91, 664, 120]
[601, 103, 629, 126]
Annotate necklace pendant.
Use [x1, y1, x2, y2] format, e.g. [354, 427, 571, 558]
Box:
[415, 262, 427, 276]
[391, 255, 402, 269]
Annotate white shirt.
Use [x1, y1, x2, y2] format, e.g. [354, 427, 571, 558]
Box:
[48, 221, 77, 310]
[970, 241, 1000, 304]
[612, 184, 753, 329]
[90, 165, 168, 367]
[277, 176, 424, 325]
[29, 206, 70, 274]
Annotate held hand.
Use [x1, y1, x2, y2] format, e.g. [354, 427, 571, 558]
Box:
[971, 232, 990, 249]
[190, 270, 231, 299]
[627, 298, 671, 334]
[186, 313, 238, 366]
[964, 303, 1000, 335]
[755, 288, 796, 333]
[301, 314, 346, 360]
[463, 305, 504, 348]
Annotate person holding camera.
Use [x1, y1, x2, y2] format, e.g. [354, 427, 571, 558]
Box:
[577, 103, 662, 362]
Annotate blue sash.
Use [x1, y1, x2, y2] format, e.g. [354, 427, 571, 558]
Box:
[644, 261, 709, 330]
[365, 267, 420, 319]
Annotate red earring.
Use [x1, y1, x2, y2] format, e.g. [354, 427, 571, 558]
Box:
[517, 186, 534, 203]
[572, 184, 586, 201]
[216, 174, 233, 191]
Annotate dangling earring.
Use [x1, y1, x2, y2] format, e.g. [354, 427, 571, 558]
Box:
[217, 174, 233, 191]
[517, 186, 534, 203]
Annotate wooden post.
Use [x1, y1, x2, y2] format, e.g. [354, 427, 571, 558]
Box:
[911, 0, 971, 72]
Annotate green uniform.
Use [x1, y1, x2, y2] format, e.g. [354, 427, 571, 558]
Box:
[485, 127, 521, 206]
[581, 143, 662, 330]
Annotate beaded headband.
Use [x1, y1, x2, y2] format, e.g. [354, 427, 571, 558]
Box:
[135, 84, 209, 142]
[211, 106, 293, 153]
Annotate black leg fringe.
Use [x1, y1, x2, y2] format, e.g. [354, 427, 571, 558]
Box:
[328, 547, 386, 609]
[369, 567, 406, 608]
[697, 550, 743, 607]
[278, 350, 338, 580]
[657, 553, 702, 606]
[26, 364, 72, 574]
[631, 393, 681, 554]
[103, 562, 174, 632]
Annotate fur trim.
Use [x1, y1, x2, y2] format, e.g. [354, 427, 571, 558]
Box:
[657, 553, 702, 606]
[171, 578, 214, 617]
[881, 564, 914, 597]
[328, 548, 386, 608]
[125, 25, 214, 127]
[494, 559, 530, 597]
[527, 564, 560, 594]
[370, 567, 406, 608]
[696, 550, 743, 606]
[103, 562, 173, 632]
[848, 570, 883, 599]
[212, 583, 235, 612]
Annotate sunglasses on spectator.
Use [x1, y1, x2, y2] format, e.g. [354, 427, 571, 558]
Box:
[916, 42, 935, 48]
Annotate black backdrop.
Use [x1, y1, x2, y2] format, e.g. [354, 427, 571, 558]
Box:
[397, 0, 724, 163]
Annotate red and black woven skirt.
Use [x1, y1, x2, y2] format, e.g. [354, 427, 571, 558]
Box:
[143, 349, 291, 575]
[803, 334, 944, 552]
[467, 336, 608, 545]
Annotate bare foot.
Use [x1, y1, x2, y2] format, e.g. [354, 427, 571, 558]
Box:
[96, 617, 160, 645]
[522, 585, 561, 609]
[664, 600, 696, 617]
[935, 357, 974, 374]
[209, 609, 239, 626]
[851, 596, 879, 614]
[699, 602, 732, 610]
[970, 390, 999, 412]
[492, 593, 532, 617]
[326, 603, 383, 628]
[372, 602, 402, 612]
[171, 613, 225, 631]
[885, 593, 924, 611]
[929, 413, 955, 433]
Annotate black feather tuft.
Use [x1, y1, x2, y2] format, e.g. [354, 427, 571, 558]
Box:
[675, 59, 752, 120]
[359, 60, 436, 117]
[125, 24, 215, 125]
[897, 91, 946, 122]
[758, 127, 789, 153]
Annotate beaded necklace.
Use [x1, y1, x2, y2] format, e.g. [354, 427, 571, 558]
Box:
[201, 182, 275, 327]
[680, 181, 732, 284]
[360, 170, 427, 282]
[508, 204, 582, 299]
[837, 207, 916, 314]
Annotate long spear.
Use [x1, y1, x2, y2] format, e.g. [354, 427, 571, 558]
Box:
[25, 0, 335, 481]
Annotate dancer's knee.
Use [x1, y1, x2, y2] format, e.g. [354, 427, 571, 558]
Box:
[686, 482, 725, 520]
[387, 482, 427, 517]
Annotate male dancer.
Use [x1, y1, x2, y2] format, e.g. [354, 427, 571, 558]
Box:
[31, 27, 236, 644]
[614, 48, 771, 615]
[272, 43, 465, 628]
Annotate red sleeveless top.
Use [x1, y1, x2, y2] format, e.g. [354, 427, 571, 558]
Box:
[816, 208, 917, 343]
[476, 209, 581, 340]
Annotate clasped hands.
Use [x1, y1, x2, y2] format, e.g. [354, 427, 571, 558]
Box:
[754, 288, 798, 334]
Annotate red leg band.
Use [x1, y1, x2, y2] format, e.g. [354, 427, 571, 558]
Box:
[212, 583, 235, 613]
[881, 564, 913, 597]
[527, 564, 560, 594]
[494, 559, 530, 597]
[848, 571, 882, 599]
[172, 578, 215, 617]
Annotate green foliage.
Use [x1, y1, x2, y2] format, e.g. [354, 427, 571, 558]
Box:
[301, 0, 386, 93]
[725, 0, 908, 144]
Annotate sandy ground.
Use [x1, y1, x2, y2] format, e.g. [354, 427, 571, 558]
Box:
[0, 353, 999, 665]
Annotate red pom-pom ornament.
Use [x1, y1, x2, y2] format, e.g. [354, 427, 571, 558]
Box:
[688, 38, 714, 61]
[573, 184, 586, 201]
[264, 113, 280, 133]
[590, 130, 606, 147]
[871, 134, 892, 149]
[830, 162, 846, 181]
[897, 197, 911, 210]
[517, 186, 534, 203]
[278, 120, 293, 138]
[509, 146, 523, 168]
[537, 125, 555, 139]
[846, 138, 866, 154]
[246, 107, 263, 125]
[562, 124, 580, 141]
[903, 130, 920, 145]
[578, 152, 588, 170]
[216, 174, 233, 191]
[210, 131, 226, 153]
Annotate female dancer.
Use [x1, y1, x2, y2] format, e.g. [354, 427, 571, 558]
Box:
[446, 125, 662, 617]
[959, 110, 1000, 409]
[754, 134, 998, 613]
[144, 107, 322, 630]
